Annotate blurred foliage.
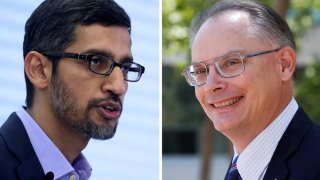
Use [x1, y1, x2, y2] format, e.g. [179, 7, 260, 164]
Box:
[162, 0, 217, 127]
[163, 0, 320, 126]
[295, 60, 320, 123]
[162, 0, 216, 57]
[287, 0, 320, 49]
[162, 64, 205, 127]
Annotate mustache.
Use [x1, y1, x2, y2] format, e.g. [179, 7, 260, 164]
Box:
[87, 93, 123, 110]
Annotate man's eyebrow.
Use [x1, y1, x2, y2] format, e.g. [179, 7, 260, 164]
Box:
[223, 49, 245, 55]
[194, 49, 245, 64]
[212, 49, 245, 59]
[120, 56, 134, 63]
[82, 49, 133, 63]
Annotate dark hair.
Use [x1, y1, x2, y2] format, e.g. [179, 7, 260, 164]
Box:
[190, 0, 295, 50]
[23, 0, 131, 107]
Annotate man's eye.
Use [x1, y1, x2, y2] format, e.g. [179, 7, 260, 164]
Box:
[196, 68, 206, 74]
[190, 68, 206, 75]
[225, 59, 241, 66]
[90, 56, 102, 65]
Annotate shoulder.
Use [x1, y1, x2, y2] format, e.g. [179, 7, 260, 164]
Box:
[0, 114, 21, 177]
[295, 122, 320, 155]
[0, 134, 18, 164]
[284, 108, 320, 159]
[281, 111, 320, 176]
[0, 112, 46, 178]
[265, 109, 320, 179]
[292, 108, 320, 152]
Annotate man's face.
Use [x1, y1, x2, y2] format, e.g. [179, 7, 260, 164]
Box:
[50, 24, 131, 140]
[192, 12, 286, 136]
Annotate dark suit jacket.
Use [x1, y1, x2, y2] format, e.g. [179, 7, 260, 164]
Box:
[0, 112, 52, 180]
[225, 108, 320, 180]
[264, 108, 320, 180]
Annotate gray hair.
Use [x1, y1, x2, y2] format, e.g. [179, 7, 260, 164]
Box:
[190, 0, 295, 50]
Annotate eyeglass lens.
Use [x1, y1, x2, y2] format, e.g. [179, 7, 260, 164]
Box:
[89, 55, 143, 81]
[89, 55, 114, 74]
[185, 54, 244, 86]
[216, 54, 244, 77]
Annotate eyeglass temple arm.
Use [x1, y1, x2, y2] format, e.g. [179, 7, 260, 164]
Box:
[41, 51, 92, 61]
[243, 47, 281, 59]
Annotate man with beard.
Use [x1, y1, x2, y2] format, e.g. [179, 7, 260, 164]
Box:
[182, 0, 320, 179]
[0, 0, 145, 179]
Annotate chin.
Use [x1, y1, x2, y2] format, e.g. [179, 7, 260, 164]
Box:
[210, 115, 238, 132]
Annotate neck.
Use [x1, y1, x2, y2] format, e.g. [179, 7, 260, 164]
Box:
[27, 103, 90, 163]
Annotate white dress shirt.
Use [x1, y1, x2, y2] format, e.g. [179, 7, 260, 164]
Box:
[234, 98, 298, 180]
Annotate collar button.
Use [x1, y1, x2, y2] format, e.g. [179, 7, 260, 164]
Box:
[69, 174, 77, 180]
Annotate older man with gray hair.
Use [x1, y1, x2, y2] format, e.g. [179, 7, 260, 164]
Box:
[182, 0, 320, 179]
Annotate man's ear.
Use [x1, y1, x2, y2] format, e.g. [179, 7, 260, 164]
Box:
[276, 46, 296, 81]
[24, 51, 52, 89]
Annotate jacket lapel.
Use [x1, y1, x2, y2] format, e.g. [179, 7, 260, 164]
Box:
[1, 112, 45, 179]
[16, 156, 45, 179]
[263, 108, 312, 180]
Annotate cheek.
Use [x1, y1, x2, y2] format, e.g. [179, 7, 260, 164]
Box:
[70, 84, 91, 106]
[125, 81, 128, 92]
[120, 91, 126, 102]
[244, 65, 280, 107]
[62, 76, 93, 107]
[121, 82, 128, 99]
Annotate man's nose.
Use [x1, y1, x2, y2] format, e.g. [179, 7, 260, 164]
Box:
[101, 67, 127, 96]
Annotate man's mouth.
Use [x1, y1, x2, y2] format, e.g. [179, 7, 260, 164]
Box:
[213, 97, 242, 108]
[96, 101, 122, 120]
[104, 105, 116, 111]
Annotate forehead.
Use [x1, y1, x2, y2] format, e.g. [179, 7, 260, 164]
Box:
[66, 24, 131, 59]
[191, 11, 260, 62]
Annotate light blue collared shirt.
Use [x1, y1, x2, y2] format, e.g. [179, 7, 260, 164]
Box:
[17, 107, 92, 180]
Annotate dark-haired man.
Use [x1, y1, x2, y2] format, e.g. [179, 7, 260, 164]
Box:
[182, 0, 320, 179]
[0, 0, 145, 179]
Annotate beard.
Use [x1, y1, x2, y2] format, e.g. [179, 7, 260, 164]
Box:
[49, 73, 122, 140]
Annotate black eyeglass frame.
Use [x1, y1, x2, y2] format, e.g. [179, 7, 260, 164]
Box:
[41, 51, 145, 82]
[182, 47, 282, 86]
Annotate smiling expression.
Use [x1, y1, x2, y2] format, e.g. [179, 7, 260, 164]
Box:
[192, 11, 288, 137]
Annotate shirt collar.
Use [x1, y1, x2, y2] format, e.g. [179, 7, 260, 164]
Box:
[235, 98, 298, 180]
[17, 107, 92, 179]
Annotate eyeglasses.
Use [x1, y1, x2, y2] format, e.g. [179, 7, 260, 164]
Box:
[182, 47, 281, 86]
[41, 51, 145, 82]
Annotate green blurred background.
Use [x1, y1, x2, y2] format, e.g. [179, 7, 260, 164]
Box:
[162, 0, 320, 179]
